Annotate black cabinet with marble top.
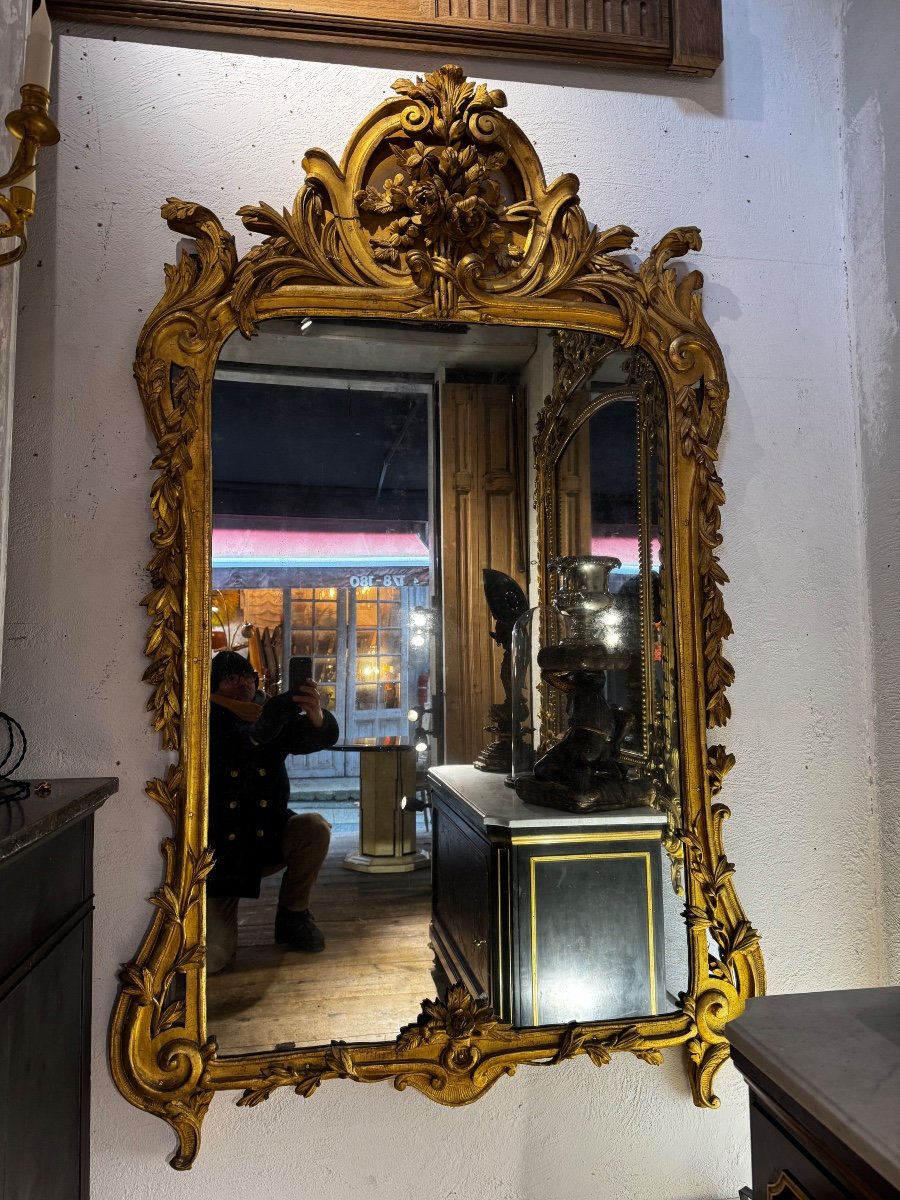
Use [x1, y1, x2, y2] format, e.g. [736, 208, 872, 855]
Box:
[730, 988, 900, 1200]
[0, 777, 117, 1200]
[428, 764, 667, 1028]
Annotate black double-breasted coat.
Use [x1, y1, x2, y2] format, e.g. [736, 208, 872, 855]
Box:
[207, 701, 340, 898]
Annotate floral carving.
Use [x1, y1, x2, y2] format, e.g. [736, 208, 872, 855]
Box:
[396, 984, 505, 1051]
[359, 141, 523, 270]
[356, 66, 537, 315]
[676, 382, 734, 728]
[145, 763, 184, 826]
[233, 183, 368, 334]
[118, 839, 214, 1038]
[707, 744, 735, 797]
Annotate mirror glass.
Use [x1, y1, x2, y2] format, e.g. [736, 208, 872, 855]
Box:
[550, 355, 672, 766]
[205, 319, 687, 1054]
[546, 350, 687, 1016]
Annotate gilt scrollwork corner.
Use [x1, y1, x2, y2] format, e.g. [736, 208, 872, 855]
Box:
[163, 1082, 217, 1172]
[111, 975, 218, 1169]
[682, 981, 741, 1108]
[681, 797, 765, 1030]
[110, 1020, 217, 1170]
[109, 789, 218, 1169]
[138, 199, 239, 366]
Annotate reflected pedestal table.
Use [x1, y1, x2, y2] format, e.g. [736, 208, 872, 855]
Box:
[340, 741, 430, 874]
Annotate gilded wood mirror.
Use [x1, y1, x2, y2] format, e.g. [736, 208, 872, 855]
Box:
[111, 66, 764, 1168]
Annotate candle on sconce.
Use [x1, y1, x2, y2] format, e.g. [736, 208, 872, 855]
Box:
[0, 0, 60, 265]
[23, 0, 53, 93]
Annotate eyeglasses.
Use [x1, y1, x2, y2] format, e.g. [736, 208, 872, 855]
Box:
[219, 672, 258, 686]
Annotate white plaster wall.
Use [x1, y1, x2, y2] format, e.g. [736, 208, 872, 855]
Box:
[4, 1, 883, 1196]
[842, 0, 900, 986]
[0, 0, 28, 686]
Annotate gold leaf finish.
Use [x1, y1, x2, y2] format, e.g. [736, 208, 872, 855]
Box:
[111, 65, 764, 1167]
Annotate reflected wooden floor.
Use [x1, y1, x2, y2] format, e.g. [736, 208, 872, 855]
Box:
[206, 828, 437, 1056]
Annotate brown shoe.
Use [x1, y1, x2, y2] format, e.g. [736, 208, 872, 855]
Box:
[274, 907, 325, 952]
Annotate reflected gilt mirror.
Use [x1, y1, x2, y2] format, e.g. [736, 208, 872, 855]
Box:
[111, 66, 764, 1168]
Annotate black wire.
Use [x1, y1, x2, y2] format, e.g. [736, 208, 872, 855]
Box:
[0, 712, 30, 802]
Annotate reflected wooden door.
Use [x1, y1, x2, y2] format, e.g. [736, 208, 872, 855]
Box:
[439, 381, 526, 765]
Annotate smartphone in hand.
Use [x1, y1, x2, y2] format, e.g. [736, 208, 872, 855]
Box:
[288, 656, 313, 695]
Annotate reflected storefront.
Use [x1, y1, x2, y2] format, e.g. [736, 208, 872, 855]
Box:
[211, 527, 432, 777]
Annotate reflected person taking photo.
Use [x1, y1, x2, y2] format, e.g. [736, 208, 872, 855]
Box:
[206, 650, 340, 973]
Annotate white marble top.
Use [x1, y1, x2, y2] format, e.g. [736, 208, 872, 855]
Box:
[427, 764, 668, 831]
[729, 987, 900, 1190]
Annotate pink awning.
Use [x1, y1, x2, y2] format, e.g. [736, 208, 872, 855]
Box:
[213, 528, 429, 567]
[591, 536, 661, 570]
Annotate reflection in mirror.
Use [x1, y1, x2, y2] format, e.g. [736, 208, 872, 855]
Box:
[204, 319, 688, 1055]
[536, 343, 688, 1017]
[547, 348, 681, 804]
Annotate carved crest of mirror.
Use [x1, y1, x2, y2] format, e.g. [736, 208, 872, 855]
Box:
[111, 65, 764, 1168]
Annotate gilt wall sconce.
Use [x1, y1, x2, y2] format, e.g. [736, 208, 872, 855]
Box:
[0, 1, 59, 268]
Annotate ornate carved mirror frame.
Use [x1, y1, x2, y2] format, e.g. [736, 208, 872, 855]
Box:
[110, 65, 764, 1169]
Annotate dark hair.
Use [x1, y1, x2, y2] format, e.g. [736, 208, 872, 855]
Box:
[211, 650, 256, 692]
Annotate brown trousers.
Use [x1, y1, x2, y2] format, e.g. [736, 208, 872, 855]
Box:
[207, 811, 331, 973]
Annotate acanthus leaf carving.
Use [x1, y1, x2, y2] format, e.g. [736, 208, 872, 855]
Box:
[139, 362, 199, 750]
[234, 183, 370, 333]
[675, 381, 735, 729]
[118, 65, 764, 1164]
[681, 806, 763, 1000]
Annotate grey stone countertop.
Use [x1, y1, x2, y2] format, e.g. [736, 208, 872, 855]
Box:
[334, 740, 411, 752]
[729, 987, 900, 1191]
[0, 777, 118, 863]
[428, 763, 667, 830]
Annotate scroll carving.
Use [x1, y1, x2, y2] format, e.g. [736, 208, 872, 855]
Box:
[112, 65, 764, 1167]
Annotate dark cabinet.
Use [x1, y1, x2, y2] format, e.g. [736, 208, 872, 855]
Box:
[0, 778, 116, 1200]
[429, 764, 667, 1028]
[730, 989, 900, 1200]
